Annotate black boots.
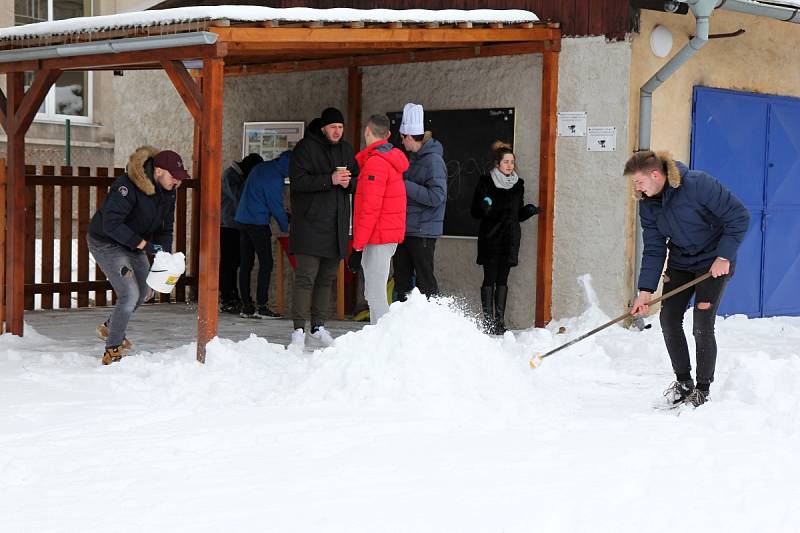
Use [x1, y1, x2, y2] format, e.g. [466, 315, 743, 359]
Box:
[480, 286, 495, 333]
[480, 285, 508, 335]
[494, 286, 508, 335]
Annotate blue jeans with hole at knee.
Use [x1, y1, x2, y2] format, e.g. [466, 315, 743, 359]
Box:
[87, 234, 151, 348]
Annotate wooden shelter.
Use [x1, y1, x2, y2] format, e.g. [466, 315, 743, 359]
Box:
[0, 8, 561, 362]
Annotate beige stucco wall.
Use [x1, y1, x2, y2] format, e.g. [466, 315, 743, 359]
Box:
[630, 9, 800, 162]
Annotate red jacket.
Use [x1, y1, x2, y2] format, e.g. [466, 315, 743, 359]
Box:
[353, 140, 409, 250]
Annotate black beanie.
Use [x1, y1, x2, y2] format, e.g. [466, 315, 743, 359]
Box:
[320, 107, 345, 127]
[239, 153, 264, 176]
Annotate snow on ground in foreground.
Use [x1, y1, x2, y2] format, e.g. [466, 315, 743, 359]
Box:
[2, 287, 800, 532]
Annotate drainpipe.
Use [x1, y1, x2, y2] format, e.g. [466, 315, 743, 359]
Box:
[632, 0, 717, 313]
[716, 0, 800, 23]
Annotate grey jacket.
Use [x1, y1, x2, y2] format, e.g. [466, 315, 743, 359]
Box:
[221, 162, 245, 229]
[404, 138, 447, 238]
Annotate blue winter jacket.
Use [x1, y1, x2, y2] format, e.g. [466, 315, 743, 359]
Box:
[235, 151, 290, 232]
[638, 159, 750, 292]
[403, 137, 448, 238]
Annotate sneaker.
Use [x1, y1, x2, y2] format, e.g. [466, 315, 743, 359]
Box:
[308, 326, 335, 347]
[240, 304, 261, 319]
[220, 300, 242, 314]
[101, 345, 128, 365]
[663, 379, 695, 406]
[290, 328, 305, 351]
[685, 388, 709, 408]
[96, 322, 133, 350]
[257, 306, 282, 319]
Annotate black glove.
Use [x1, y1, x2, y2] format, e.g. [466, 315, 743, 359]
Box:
[347, 249, 362, 273]
[519, 203, 541, 221]
[145, 242, 164, 255]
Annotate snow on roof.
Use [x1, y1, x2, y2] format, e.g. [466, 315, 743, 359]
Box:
[0, 6, 539, 41]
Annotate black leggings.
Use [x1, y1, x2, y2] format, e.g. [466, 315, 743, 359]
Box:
[659, 266, 732, 387]
[239, 224, 273, 308]
[482, 258, 511, 287]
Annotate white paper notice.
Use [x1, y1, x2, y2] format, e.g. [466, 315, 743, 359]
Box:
[557, 112, 587, 137]
[586, 126, 616, 152]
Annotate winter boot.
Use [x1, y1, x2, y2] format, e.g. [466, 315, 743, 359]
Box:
[685, 386, 710, 407]
[480, 286, 495, 334]
[220, 299, 242, 314]
[494, 286, 509, 335]
[290, 328, 306, 351]
[257, 305, 282, 319]
[101, 345, 128, 365]
[663, 379, 695, 406]
[96, 322, 133, 350]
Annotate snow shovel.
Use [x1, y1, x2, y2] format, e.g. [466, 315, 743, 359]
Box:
[529, 271, 713, 368]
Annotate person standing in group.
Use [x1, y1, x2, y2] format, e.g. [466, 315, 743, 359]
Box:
[471, 141, 540, 335]
[393, 102, 447, 301]
[626, 150, 750, 408]
[88, 147, 188, 365]
[348, 114, 409, 325]
[288, 107, 358, 350]
[234, 151, 291, 319]
[219, 153, 263, 314]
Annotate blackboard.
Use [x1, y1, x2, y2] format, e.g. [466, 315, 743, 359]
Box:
[388, 107, 516, 238]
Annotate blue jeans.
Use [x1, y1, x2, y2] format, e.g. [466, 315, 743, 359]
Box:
[87, 234, 151, 348]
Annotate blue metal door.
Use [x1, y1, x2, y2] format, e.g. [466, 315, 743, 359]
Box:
[691, 86, 800, 317]
[763, 102, 800, 316]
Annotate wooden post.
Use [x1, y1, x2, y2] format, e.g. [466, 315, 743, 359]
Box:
[340, 65, 362, 320]
[0, 159, 6, 331]
[196, 57, 224, 363]
[535, 49, 559, 328]
[5, 72, 25, 335]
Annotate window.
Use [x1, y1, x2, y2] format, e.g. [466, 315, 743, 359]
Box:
[15, 1, 93, 123]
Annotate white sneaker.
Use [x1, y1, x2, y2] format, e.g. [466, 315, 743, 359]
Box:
[290, 328, 305, 351]
[308, 326, 335, 347]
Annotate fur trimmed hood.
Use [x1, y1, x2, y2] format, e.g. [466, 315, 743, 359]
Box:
[657, 151, 682, 189]
[126, 146, 159, 196]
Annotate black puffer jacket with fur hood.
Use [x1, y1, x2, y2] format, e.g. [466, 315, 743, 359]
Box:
[89, 146, 176, 251]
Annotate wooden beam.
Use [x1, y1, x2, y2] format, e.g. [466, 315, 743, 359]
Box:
[0, 159, 6, 331]
[224, 42, 555, 77]
[225, 41, 475, 54]
[16, 69, 61, 133]
[342, 65, 363, 319]
[211, 26, 559, 45]
[0, 43, 227, 73]
[5, 72, 25, 335]
[161, 60, 202, 121]
[535, 50, 559, 328]
[196, 57, 224, 363]
[0, 89, 6, 132]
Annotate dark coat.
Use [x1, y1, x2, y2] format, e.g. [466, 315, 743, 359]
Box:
[89, 146, 176, 251]
[288, 118, 358, 259]
[471, 174, 534, 266]
[404, 136, 447, 238]
[638, 155, 750, 292]
[220, 161, 245, 229]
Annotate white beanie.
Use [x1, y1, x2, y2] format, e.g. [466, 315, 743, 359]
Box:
[399, 103, 424, 135]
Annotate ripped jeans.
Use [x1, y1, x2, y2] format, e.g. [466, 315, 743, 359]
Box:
[87, 234, 151, 349]
[659, 266, 733, 387]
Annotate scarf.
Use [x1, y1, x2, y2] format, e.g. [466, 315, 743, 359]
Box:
[490, 166, 519, 190]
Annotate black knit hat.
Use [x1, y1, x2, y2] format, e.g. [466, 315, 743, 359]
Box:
[320, 107, 345, 127]
[239, 153, 264, 176]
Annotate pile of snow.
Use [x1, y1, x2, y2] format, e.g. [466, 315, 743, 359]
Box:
[0, 6, 539, 40]
[2, 281, 800, 532]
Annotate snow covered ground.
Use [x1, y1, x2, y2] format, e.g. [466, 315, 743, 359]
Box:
[2, 281, 800, 532]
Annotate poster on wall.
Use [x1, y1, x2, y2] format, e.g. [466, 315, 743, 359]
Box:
[586, 126, 616, 152]
[242, 121, 304, 162]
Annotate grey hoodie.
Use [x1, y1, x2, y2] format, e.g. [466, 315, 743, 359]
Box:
[403, 137, 447, 238]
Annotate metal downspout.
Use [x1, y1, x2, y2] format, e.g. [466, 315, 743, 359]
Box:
[716, 0, 800, 23]
[632, 0, 717, 311]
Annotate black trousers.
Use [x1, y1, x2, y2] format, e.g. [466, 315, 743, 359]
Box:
[659, 266, 732, 386]
[482, 258, 511, 287]
[238, 224, 273, 308]
[219, 227, 240, 302]
[393, 236, 438, 300]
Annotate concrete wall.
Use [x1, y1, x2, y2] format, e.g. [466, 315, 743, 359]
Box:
[552, 36, 632, 319]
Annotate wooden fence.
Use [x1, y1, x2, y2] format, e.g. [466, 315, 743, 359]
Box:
[1, 160, 199, 321]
